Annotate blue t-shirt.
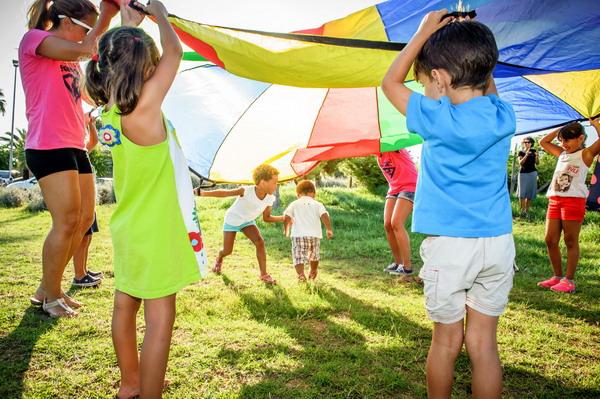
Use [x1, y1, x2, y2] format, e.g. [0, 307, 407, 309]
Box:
[407, 92, 515, 238]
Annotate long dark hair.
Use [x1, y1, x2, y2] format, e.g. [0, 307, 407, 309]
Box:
[85, 27, 160, 115]
[28, 0, 97, 30]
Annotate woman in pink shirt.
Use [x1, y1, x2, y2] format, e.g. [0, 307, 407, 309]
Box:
[377, 149, 418, 275]
[20, 0, 118, 317]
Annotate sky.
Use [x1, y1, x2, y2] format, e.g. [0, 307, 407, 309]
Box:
[0, 0, 379, 135]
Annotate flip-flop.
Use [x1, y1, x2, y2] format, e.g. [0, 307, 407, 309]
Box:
[42, 298, 77, 318]
[260, 274, 277, 285]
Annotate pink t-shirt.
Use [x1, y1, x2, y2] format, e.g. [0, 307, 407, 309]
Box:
[19, 29, 85, 150]
[377, 149, 418, 195]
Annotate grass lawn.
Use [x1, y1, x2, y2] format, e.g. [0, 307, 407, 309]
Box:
[0, 186, 599, 398]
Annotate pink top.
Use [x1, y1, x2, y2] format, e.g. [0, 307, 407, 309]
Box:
[19, 29, 85, 150]
[377, 149, 418, 195]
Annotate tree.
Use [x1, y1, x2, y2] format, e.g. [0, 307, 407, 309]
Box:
[0, 128, 27, 176]
[0, 89, 6, 116]
[340, 156, 387, 193]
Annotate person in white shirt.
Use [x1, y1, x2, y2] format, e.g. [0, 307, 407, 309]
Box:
[283, 180, 333, 282]
[196, 164, 284, 284]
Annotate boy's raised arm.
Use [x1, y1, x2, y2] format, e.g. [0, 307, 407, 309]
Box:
[382, 9, 450, 115]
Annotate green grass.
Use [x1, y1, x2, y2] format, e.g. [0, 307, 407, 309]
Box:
[0, 186, 599, 398]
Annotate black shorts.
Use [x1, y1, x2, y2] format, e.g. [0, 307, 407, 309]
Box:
[25, 148, 93, 180]
[85, 213, 99, 236]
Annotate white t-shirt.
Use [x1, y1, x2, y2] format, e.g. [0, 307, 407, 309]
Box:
[224, 186, 276, 226]
[546, 149, 589, 198]
[284, 196, 328, 238]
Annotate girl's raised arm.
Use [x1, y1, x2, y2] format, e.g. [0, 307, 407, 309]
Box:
[583, 117, 600, 167]
[135, 0, 182, 112]
[539, 127, 564, 158]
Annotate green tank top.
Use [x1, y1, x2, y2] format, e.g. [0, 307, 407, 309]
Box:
[99, 105, 207, 299]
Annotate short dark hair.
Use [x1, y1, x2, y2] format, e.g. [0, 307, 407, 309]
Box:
[414, 21, 498, 91]
[296, 180, 316, 195]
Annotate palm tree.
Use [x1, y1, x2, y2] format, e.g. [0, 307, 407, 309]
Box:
[0, 89, 6, 116]
[0, 128, 27, 177]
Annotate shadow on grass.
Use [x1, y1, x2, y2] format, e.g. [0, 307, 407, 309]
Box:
[502, 364, 600, 398]
[0, 211, 38, 226]
[0, 307, 58, 398]
[220, 275, 430, 398]
[0, 232, 42, 246]
[511, 237, 600, 324]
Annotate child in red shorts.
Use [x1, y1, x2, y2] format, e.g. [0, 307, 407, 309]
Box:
[538, 118, 600, 293]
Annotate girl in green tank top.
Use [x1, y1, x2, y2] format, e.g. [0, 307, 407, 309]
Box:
[85, 3, 206, 398]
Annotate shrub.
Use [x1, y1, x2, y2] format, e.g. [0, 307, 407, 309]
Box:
[0, 187, 29, 208]
[25, 187, 47, 212]
[96, 181, 116, 205]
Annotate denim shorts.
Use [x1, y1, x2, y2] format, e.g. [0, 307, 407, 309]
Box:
[223, 220, 256, 232]
[386, 191, 415, 202]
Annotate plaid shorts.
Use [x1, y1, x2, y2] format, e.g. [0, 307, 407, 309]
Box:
[291, 237, 321, 265]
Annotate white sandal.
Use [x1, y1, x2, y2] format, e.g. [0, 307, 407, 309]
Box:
[42, 298, 77, 318]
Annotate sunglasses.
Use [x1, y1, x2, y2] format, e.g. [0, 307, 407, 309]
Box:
[58, 15, 94, 33]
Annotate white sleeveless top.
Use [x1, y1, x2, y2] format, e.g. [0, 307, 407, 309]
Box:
[546, 149, 589, 198]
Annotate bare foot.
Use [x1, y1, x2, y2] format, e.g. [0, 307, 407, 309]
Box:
[61, 292, 83, 309]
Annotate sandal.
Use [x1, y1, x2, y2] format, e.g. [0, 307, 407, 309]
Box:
[260, 274, 277, 285]
[42, 298, 77, 318]
[30, 296, 43, 307]
[212, 259, 223, 274]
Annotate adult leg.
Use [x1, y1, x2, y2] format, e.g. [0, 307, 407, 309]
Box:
[36, 171, 82, 314]
[519, 198, 526, 213]
[544, 218, 563, 277]
[391, 198, 414, 269]
[523, 198, 530, 213]
[464, 307, 502, 399]
[383, 198, 402, 265]
[242, 225, 268, 276]
[113, 290, 142, 399]
[426, 320, 464, 399]
[139, 294, 176, 399]
[73, 234, 92, 280]
[214, 231, 236, 273]
[562, 220, 583, 280]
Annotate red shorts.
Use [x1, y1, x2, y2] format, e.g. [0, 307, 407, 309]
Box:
[547, 196, 586, 221]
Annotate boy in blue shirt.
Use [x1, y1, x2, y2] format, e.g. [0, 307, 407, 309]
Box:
[382, 10, 516, 399]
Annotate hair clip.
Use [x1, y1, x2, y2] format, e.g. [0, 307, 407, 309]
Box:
[128, 0, 151, 15]
[442, 10, 477, 20]
[91, 54, 99, 62]
[47, 0, 54, 8]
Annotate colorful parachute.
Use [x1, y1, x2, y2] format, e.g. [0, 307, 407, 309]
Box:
[160, 0, 599, 183]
